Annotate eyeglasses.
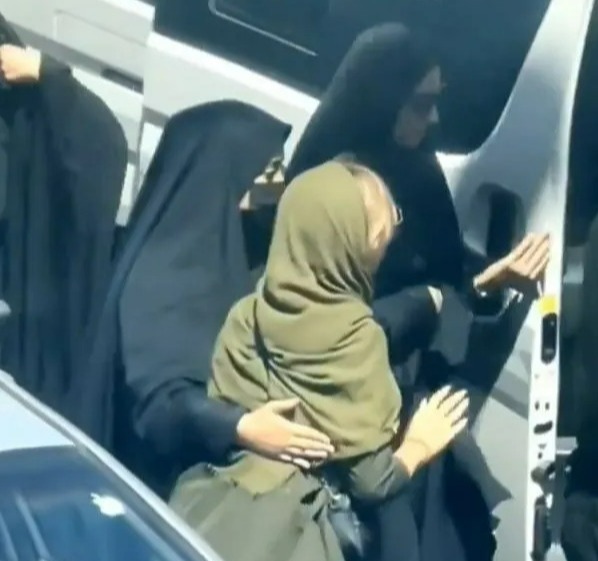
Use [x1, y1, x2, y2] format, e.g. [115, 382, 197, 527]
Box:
[388, 206, 403, 242]
[394, 206, 404, 228]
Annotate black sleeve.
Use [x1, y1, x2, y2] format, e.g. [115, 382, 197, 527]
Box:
[342, 445, 411, 505]
[461, 241, 495, 309]
[36, 54, 78, 146]
[36, 52, 127, 227]
[462, 242, 489, 280]
[133, 379, 245, 465]
[39, 54, 72, 79]
[372, 286, 439, 364]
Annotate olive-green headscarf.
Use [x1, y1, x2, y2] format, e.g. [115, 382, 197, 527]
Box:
[209, 161, 401, 493]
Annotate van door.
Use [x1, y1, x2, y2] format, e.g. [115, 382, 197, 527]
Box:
[141, 0, 592, 559]
[441, 0, 594, 559]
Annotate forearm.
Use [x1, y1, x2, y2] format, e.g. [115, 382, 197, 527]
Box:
[35, 52, 86, 157]
[133, 380, 245, 464]
[373, 286, 439, 363]
[341, 444, 415, 505]
[393, 439, 428, 477]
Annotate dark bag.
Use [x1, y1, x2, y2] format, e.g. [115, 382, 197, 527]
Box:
[252, 302, 367, 560]
[323, 476, 368, 561]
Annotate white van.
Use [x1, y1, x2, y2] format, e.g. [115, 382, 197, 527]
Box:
[2, 1, 597, 560]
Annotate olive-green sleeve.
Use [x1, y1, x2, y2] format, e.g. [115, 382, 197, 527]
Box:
[339, 445, 410, 505]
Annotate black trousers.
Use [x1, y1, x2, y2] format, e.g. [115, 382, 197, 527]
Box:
[372, 458, 459, 561]
[375, 490, 420, 561]
[562, 491, 598, 561]
[371, 453, 495, 561]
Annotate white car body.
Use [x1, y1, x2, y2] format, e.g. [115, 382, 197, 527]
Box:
[0, 368, 225, 561]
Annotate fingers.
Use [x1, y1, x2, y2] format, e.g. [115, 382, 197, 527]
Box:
[445, 394, 469, 426]
[428, 385, 452, 408]
[266, 398, 300, 414]
[517, 233, 549, 263]
[530, 254, 550, 281]
[286, 446, 329, 459]
[438, 389, 468, 417]
[279, 455, 326, 470]
[509, 233, 537, 261]
[280, 443, 331, 470]
[279, 454, 311, 470]
[519, 234, 550, 271]
[288, 435, 335, 455]
[509, 233, 550, 284]
[285, 421, 334, 448]
[450, 417, 469, 439]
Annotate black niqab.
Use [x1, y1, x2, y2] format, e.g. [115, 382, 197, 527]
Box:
[287, 23, 464, 289]
[0, 16, 127, 420]
[80, 101, 290, 455]
[121, 102, 289, 397]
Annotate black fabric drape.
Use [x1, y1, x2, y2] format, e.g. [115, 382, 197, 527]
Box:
[562, 214, 598, 561]
[81, 101, 290, 495]
[0, 17, 127, 426]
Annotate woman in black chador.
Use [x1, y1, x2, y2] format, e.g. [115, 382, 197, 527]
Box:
[287, 23, 550, 561]
[0, 20, 127, 427]
[81, 101, 334, 497]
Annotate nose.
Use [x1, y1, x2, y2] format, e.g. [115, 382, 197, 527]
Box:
[429, 105, 440, 125]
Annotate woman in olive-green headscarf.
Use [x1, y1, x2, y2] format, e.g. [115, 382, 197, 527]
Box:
[169, 160, 466, 561]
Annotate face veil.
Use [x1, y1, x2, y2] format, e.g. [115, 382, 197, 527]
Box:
[287, 23, 464, 289]
[286, 23, 435, 184]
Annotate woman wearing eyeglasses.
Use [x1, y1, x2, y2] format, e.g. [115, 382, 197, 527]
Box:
[286, 23, 550, 561]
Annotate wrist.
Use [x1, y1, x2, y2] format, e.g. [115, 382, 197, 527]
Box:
[235, 412, 251, 447]
[394, 438, 429, 477]
[473, 274, 486, 293]
[25, 47, 42, 81]
[472, 273, 492, 297]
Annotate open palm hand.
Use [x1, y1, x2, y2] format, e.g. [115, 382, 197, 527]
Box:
[475, 233, 550, 294]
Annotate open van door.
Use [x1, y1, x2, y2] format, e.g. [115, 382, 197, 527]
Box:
[440, 0, 593, 559]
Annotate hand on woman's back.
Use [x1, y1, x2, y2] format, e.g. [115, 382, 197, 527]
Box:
[236, 398, 335, 469]
[395, 386, 469, 475]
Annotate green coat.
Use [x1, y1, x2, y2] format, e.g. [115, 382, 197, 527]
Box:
[170, 446, 410, 561]
[170, 161, 410, 560]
